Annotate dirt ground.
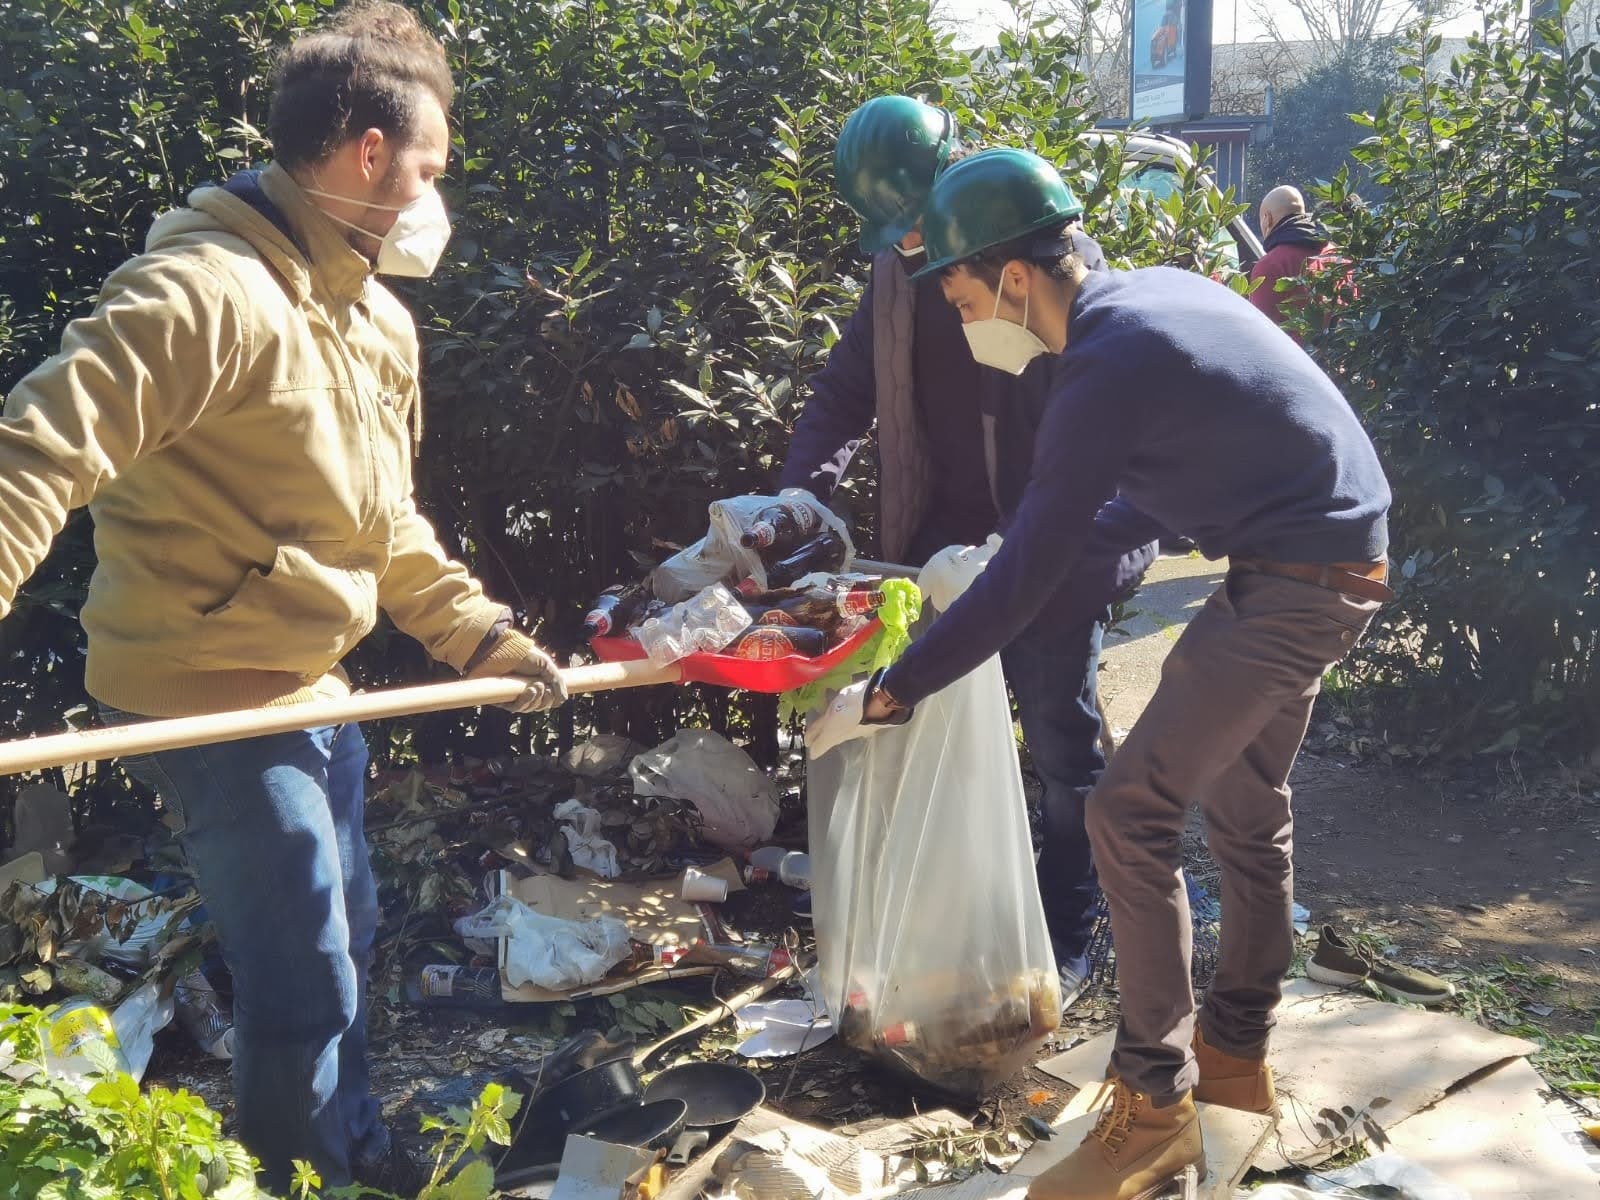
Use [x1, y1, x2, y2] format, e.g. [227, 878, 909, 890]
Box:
[1288, 748, 1600, 1018]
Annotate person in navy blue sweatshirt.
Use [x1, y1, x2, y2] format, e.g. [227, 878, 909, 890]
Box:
[783, 97, 1157, 1010]
[824, 148, 1393, 1200]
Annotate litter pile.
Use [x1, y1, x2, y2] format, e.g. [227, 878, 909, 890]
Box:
[583, 492, 890, 668]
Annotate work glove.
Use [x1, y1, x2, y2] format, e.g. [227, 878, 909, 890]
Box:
[917, 534, 1002, 613]
[467, 630, 569, 713]
[805, 670, 912, 759]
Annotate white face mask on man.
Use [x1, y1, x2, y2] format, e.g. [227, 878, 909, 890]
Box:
[962, 281, 1049, 375]
[303, 183, 451, 278]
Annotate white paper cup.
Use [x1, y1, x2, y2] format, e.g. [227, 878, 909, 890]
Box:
[682, 867, 730, 903]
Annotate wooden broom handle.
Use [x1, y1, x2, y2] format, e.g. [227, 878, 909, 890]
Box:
[0, 658, 681, 777]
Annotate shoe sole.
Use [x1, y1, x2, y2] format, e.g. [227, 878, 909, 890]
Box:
[1130, 1163, 1207, 1200]
[1307, 960, 1456, 1007]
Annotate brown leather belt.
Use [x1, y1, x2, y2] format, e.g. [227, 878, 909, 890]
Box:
[1232, 558, 1395, 603]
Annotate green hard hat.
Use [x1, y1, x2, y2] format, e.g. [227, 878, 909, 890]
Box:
[914, 147, 1084, 279]
[834, 95, 956, 253]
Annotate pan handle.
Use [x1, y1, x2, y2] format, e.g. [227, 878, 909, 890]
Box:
[665, 1128, 709, 1167]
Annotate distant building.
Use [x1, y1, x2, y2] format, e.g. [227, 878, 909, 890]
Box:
[1089, 38, 1469, 199]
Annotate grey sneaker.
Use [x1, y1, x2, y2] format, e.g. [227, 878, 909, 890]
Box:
[1059, 964, 1090, 1014]
[1307, 925, 1456, 1007]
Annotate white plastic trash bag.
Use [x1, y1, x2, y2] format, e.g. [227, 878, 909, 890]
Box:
[3, 981, 177, 1086]
[552, 798, 622, 878]
[808, 641, 1060, 1097]
[457, 896, 632, 992]
[1310, 1154, 1472, 1200]
[630, 729, 779, 850]
[649, 490, 854, 603]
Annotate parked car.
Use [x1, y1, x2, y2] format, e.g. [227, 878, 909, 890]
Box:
[1081, 129, 1263, 271]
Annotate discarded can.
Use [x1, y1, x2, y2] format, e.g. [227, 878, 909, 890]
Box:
[404, 964, 504, 1009]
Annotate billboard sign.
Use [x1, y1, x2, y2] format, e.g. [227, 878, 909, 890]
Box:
[1131, 0, 1188, 123]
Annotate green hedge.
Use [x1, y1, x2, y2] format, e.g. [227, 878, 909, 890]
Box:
[0, 0, 1242, 805]
[1310, 10, 1600, 756]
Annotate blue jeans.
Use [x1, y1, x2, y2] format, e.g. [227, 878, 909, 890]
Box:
[107, 714, 386, 1190]
[1000, 606, 1109, 979]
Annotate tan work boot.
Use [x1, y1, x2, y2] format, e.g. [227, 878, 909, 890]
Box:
[1192, 1027, 1277, 1115]
[1027, 1079, 1205, 1200]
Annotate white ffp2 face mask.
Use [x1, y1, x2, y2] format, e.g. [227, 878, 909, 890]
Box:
[303, 183, 451, 278]
[962, 283, 1049, 375]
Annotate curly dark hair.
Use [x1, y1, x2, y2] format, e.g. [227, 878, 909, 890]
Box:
[267, 1, 453, 168]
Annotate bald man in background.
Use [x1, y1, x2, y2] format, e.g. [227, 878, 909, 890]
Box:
[1249, 185, 1336, 335]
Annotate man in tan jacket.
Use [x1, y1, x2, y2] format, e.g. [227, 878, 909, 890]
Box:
[0, 4, 558, 1190]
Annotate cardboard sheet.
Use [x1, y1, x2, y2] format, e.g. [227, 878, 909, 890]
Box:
[840, 1109, 974, 1153]
[657, 1105, 888, 1200]
[547, 1135, 655, 1200]
[1384, 1057, 1600, 1199]
[0, 851, 46, 892]
[1038, 979, 1536, 1172]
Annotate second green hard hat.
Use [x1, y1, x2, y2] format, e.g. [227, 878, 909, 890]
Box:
[914, 147, 1084, 278]
[834, 95, 956, 253]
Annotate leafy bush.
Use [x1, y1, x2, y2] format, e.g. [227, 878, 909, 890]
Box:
[1311, 7, 1600, 755]
[1, 1002, 518, 1200]
[0, 0, 1245, 815]
[2, 1002, 261, 1199]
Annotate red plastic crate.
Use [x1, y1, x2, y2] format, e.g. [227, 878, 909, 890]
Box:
[590, 618, 880, 693]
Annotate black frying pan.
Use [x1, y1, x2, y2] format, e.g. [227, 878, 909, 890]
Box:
[571, 1097, 688, 1149]
[499, 1057, 642, 1172]
[642, 1061, 765, 1164]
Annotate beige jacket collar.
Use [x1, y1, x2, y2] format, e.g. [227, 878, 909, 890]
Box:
[175, 162, 374, 306]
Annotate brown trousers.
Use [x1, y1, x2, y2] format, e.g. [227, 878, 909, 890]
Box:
[1089, 567, 1380, 1103]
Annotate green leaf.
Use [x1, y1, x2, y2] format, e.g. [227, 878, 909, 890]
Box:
[431, 1157, 496, 1200]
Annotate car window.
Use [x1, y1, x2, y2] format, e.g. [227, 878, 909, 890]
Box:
[1121, 161, 1241, 269]
[1125, 162, 1185, 204]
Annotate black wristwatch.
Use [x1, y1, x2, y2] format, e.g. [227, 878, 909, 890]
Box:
[863, 667, 915, 726]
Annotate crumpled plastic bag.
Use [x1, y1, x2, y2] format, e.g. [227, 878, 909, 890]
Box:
[917, 534, 1002, 613]
[34, 876, 181, 968]
[649, 490, 854, 603]
[455, 896, 632, 992]
[5, 981, 176, 1086]
[562, 734, 642, 777]
[634, 583, 752, 666]
[1311, 1153, 1471, 1200]
[552, 798, 622, 878]
[630, 729, 779, 850]
[1239, 1152, 1472, 1200]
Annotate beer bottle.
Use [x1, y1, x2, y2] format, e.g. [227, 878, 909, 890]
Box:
[404, 964, 505, 1010]
[725, 625, 830, 659]
[746, 582, 886, 630]
[766, 529, 849, 588]
[739, 501, 822, 557]
[583, 584, 648, 638]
